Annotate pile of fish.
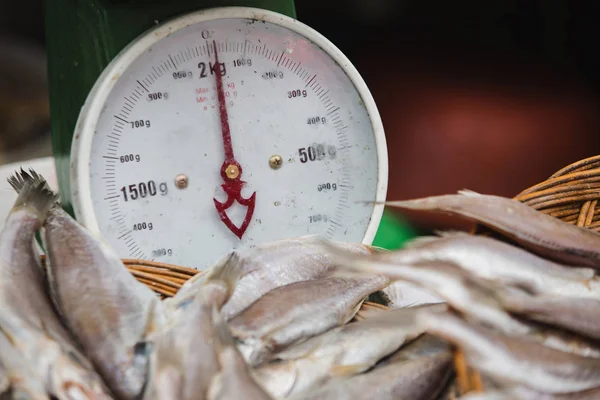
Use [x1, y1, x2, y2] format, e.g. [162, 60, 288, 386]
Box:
[329, 190, 600, 399]
[3, 169, 600, 400]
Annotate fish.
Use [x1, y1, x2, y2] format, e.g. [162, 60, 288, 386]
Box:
[378, 281, 445, 309]
[385, 190, 600, 268]
[2, 171, 113, 399]
[7, 170, 166, 400]
[321, 242, 532, 335]
[418, 309, 600, 394]
[229, 274, 390, 366]
[274, 303, 445, 363]
[143, 252, 243, 400]
[207, 308, 273, 400]
[374, 333, 458, 398]
[165, 252, 242, 319]
[0, 328, 47, 400]
[323, 240, 600, 358]
[254, 303, 446, 398]
[287, 351, 453, 400]
[1, 172, 87, 358]
[498, 291, 600, 341]
[377, 333, 451, 366]
[175, 236, 375, 320]
[377, 231, 599, 298]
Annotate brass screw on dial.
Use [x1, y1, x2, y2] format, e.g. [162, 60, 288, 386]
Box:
[269, 155, 283, 170]
[175, 174, 189, 189]
[225, 164, 240, 179]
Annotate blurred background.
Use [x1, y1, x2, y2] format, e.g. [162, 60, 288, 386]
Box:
[1, 0, 599, 234]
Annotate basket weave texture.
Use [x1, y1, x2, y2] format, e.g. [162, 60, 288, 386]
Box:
[514, 155, 600, 230]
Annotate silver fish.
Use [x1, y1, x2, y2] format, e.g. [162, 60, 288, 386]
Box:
[2, 172, 88, 358]
[229, 274, 389, 366]
[418, 310, 600, 394]
[208, 307, 273, 400]
[175, 236, 375, 320]
[0, 328, 47, 400]
[8, 171, 167, 400]
[322, 243, 532, 335]
[2, 172, 113, 399]
[378, 333, 451, 366]
[325, 241, 600, 359]
[288, 351, 453, 400]
[143, 252, 243, 400]
[274, 303, 445, 362]
[379, 280, 445, 309]
[499, 291, 600, 341]
[165, 252, 242, 319]
[378, 231, 599, 298]
[254, 303, 446, 398]
[386, 190, 600, 268]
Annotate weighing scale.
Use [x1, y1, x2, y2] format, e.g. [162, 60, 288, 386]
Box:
[44, 0, 413, 269]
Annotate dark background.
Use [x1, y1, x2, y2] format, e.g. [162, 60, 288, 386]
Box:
[1, 0, 599, 231]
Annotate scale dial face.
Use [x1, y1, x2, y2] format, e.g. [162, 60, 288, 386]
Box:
[71, 7, 388, 270]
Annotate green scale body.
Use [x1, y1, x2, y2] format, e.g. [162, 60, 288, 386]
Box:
[44, 0, 414, 250]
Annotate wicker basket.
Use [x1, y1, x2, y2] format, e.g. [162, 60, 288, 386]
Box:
[40, 155, 600, 396]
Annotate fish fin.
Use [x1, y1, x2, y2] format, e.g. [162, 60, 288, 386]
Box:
[8, 169, 59, 220]
[329, 363, 370, 377]
[458, 189, 482, 197]
[203, 251, 243, 297]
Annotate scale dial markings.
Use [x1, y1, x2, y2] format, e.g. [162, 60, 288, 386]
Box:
[71, 8, 387, 269]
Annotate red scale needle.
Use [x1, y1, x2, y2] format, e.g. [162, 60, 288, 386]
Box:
[211, 40, 256, 239]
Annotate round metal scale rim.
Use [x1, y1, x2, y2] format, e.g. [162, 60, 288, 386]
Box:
[70, 6, 389, 247]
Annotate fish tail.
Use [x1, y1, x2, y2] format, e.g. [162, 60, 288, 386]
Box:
[8, 168, 59, 220]
[7, 167, 52, 194]
[203, 251, 243, 296]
